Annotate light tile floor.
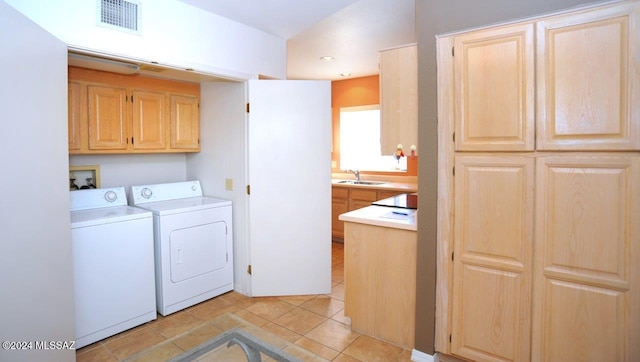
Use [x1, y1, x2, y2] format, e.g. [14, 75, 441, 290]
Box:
[76, 242, 414, 361]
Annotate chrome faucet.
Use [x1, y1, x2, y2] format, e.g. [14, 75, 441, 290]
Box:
[347, 169, 360, 182]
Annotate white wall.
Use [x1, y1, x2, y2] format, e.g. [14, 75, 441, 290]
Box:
[70, 154, 188, 196]
[0, 2, 75, 361]
[4, 0, 286, 80]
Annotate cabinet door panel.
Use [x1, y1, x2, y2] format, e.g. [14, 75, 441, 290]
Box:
[533, 154, 640, 362]
[344, 222, 417, 348]
[68, 82, 82, 151]
[88, 85, 128, 150]
[332, 187, 349, 240]
[380, 44, 418, 155]
[170, 95, 199, 150]
[132, 90, 165, 150]
[452, 155, 534, 362]
[454, 23, 534, 151]
[536, 2, 640, 150]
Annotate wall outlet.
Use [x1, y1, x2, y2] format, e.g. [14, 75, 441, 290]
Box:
[225, 178, 233, 191]
[331, 160, 337, 168]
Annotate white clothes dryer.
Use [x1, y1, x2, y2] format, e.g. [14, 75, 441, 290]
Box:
[70, 187, 156, 349]
[130, 181, 233, 316]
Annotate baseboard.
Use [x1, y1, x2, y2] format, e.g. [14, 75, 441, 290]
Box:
[411, 349, 435, 362]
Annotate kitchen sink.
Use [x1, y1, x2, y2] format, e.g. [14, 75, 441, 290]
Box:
[336, 180, 385, 185]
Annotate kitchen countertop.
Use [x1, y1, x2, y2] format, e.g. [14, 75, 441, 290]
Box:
[339, 205, 417, 231]
[331, 179, 417, 192]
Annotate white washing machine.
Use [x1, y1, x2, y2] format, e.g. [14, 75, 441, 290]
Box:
[130, 180, 233, 316]
[70, 187, 156, 349]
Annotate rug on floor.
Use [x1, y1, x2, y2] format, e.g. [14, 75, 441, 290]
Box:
[168, 327, 301, 362]
[125, 313, 322, 362]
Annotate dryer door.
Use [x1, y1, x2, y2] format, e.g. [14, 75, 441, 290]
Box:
[170, 221, 228, 282]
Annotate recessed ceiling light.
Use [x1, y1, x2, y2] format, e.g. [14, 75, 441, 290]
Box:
[320, 56, 335, 61]
[340, 72, 351, 77]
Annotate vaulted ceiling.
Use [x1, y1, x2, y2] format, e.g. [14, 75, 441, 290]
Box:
[178, 0, 416, 80]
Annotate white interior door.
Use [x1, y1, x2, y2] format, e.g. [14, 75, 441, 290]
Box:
[0, 2, 76, 361]
[248, 79, 332, 296]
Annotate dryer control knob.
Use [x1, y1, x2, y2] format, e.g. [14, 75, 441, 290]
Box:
[191, 185, 197, 191]
[104, 190, 118, 203]
[141, 187, 153, 199]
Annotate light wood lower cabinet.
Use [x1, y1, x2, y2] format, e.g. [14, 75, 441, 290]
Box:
[331, 186, 409, 240]
[451, 155, 534, 362]
[331, 188, 349, 240]
[344, 221, 417, 348]
[447, 153, 640, 362]
[532, 154, 640, 362]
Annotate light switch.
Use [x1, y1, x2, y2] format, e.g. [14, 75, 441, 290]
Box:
[331, 160, 337, 168]
[225, 178, 233, 191]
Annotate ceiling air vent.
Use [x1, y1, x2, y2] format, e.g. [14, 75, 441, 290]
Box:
[97, 0, 140, 34]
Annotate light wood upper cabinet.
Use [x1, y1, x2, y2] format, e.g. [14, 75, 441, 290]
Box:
[380, 44, 418, 155]
[454, 23, 535, 151]
[170, 94, 200, 150]
[88, 85, 128, 150]
[68, 66, 200, 154]
[132, 90, 166, 150]
[537, 2, 640, 150]
[68, 81, 83, 151]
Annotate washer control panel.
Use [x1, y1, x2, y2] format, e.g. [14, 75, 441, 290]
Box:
[70, 187, 128, 211]
[130, 181, 203, 205]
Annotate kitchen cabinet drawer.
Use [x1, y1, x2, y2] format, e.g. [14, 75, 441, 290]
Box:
[332, 187, 349, 199]
[349, 189, 378, 211]
[377, 190, 404, 200]
[350, 189, 377, 202]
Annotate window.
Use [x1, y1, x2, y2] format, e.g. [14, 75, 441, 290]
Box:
[339, 105, 406, 172]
